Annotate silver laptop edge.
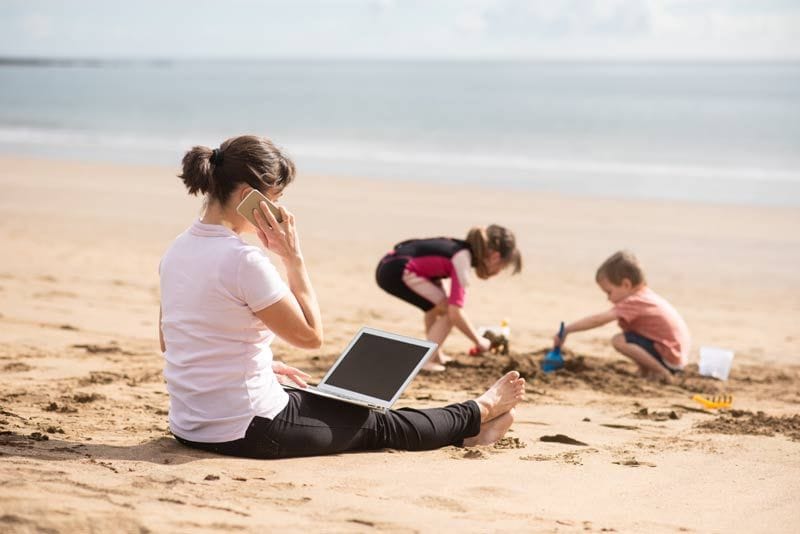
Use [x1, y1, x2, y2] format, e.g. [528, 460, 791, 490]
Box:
[311, 326, 438, 411]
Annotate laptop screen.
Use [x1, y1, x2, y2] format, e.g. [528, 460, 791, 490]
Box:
[324, 332, 430, 401]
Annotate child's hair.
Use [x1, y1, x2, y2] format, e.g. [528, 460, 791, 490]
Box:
[466, 225, 522, 279]
[178, 135, 295, 204]
[595, 250, 645, 286]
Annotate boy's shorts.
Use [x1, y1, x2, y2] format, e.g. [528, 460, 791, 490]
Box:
[624, 332, 680, 375]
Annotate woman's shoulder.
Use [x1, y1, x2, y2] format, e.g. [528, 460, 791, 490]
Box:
[232, 243, 275, 271]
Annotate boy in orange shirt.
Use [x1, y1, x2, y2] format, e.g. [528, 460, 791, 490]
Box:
[554, 251, 691, 381]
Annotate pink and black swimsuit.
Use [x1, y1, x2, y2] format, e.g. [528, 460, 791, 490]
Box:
[376, 237, 474, 312]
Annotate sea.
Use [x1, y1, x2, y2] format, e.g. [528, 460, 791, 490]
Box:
[1, 59, 799, 205]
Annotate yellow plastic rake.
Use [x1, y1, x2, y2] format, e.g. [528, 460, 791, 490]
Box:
[691, 394, 733, 409]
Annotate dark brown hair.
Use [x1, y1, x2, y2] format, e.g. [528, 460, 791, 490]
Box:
[178, 135, 295, 204]
[595, 250, 645, 286]
[465, 224, 522, 279]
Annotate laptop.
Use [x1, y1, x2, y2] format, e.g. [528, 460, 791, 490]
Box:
[286, 327, 437, 412]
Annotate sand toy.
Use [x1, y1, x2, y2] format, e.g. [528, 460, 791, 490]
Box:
[469, 320, 510, 355]
[691, 394, 734, 409]
[541, 321, 566, 373]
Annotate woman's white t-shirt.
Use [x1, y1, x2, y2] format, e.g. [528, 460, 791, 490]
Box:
[159, 220, 290, 443]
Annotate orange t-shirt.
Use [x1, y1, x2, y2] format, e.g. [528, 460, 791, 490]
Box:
[613, 287, 691, 368]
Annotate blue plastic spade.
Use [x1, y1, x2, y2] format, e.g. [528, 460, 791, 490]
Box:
[541, 321, 566, 373]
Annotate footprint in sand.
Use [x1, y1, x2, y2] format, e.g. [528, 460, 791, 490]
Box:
[520, 453, 557, 462]
[613, 457, 656, 468]
[539, 434, 588, 446]
[449, 447, 488, 459]
[79, 371, 122, 385]
[264, 496, 311, 507]
[346, 518, 400, 530]
[493, 437, 527, 450]
[33, 290, 77, 299]
[72, 392, 104, 404]
[521, 448, 598, 465]
[415, 495, 466, 513]
[600, 424, 640, 431]
[71, 343, 133, 355]
[634, 407, 681, 421]
[2, 362, 33, 372]
[466, 486, 518, 498]
[43, 402, 78, 414]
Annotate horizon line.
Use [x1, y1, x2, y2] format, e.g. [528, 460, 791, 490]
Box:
[1, 55, 799, 67]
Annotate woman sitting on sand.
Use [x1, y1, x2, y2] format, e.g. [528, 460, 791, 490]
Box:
[158, 135, 526, 459]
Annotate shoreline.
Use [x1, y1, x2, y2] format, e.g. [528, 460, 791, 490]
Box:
[2, 140, 799, 208]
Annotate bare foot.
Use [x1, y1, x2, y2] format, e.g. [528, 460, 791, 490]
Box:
[649, 371, 674, 384]
[638, 367, 673, 384]
[421, 361, 446, 372]
[437, 350, 453, 364]
[474, 371, 525, 422]
[463, 409, 515, 446]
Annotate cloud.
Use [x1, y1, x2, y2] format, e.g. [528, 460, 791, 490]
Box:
[20, 13, 54, 40]
[1, 0, 799, 59]
[454, 12, 488, 34]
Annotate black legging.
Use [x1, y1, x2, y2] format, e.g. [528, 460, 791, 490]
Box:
[174, 389, 482, 459]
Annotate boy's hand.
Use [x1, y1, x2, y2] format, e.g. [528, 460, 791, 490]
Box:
[553, 332, 566, 347]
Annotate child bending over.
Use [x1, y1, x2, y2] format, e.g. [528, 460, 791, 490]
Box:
[376, 225, 522, 372]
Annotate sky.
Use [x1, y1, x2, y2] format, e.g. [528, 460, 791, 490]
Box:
[2, 0, 799, 60]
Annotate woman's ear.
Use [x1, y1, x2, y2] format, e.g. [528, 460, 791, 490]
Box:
[239, 186, 254, 203]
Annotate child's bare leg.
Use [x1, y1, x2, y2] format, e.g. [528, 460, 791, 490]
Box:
[425, 314, 453, 370]
[424, 302, 452, 365]
[424, 305, 439, 334]
[611, 334, 672, 382]
[425, 298, 447, 333]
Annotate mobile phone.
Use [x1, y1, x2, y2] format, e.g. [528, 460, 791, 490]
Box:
[236, 189, 284, 228]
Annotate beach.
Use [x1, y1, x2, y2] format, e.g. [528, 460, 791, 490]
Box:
[1, 156, 799, 533]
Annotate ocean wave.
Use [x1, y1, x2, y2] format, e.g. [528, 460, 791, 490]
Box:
[1, 125, 798, 184]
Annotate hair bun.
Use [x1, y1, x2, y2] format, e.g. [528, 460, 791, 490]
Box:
[210, 148, 224, 166]
[179, 146, 214, 196]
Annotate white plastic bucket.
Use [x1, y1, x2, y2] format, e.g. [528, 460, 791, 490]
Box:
[699, 346, 735, 381]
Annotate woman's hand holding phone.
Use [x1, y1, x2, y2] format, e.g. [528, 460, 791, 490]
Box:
[252, 201, 303, 264]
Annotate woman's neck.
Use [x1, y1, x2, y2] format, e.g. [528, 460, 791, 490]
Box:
[200, 201, 244, 234]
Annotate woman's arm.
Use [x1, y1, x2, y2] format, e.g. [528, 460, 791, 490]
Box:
[254, 257, 323, 349]
[252, 202, 323, 350]
[158, 307, 166, 353]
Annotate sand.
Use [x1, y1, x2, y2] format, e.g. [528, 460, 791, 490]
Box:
[1, 156, 799, 533]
